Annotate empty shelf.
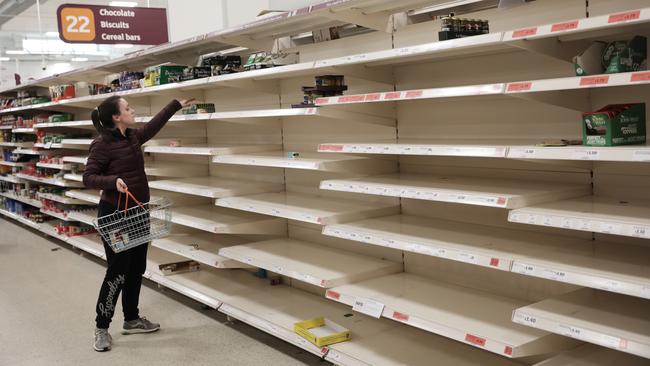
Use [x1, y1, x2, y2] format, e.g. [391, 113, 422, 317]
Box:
[67, 234, 106, 260]
[67, 209, 97, 225]
[60, 139, 93, 146]
[327, 272, 575, 358]
[513, 288, 650, 359]
[218, 238, 401, 288]
[149, 177, 283, 198]
[63, 173, 83, 182]
[0, 161, 29, 167]
[216, 191, 399, 225]
[321, 174, 590, 209]
[144, 143, 281, 156]
[152, 232, 251, 269]
[508, 144, 650, 163]
[324, 215, 650, 299]
[40, 209, 73, 222]
[213, 151, 395, 173]
[15, 173, 84, 187]
[319, 140, 509, 158]
[145, 162, 206, 177]
[0, 141, 33, 148]
[155, 204, 286, 235]
[535, 344, 650, 366]
[0, 191, 42, 208]
[36, 162, 74, 170]
[64, 190, 100, 204]
[509, 196, 650, 239]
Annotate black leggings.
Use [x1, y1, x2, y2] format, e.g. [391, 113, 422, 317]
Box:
[95, 200, 148, 329]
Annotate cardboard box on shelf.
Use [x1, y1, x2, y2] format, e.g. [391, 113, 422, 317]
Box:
[582, 103, 646, 146]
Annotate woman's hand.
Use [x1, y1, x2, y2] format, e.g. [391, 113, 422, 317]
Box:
[116, 178, 128, 193]
[178, 98, 196, 108]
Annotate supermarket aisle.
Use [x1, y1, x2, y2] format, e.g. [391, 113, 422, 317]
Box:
[0, 219, 323, 366]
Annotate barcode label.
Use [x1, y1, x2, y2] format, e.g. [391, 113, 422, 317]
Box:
[512, 262, 536, 275]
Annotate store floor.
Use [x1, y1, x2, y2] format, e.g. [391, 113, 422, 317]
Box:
[0, 219, 325, 366]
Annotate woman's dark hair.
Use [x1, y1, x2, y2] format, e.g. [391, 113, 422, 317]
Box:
[91, 96, 123, 133]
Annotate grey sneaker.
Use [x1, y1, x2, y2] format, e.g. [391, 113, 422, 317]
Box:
[122, 317, 160, 334]
[94, 328, 112, 352]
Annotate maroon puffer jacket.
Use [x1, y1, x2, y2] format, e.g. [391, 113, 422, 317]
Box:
[83, 99, 182, 207]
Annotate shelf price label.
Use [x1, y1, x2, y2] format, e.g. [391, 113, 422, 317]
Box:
[573, 149, 600, 160]
[557, 324, 583, 338]
[352, 296, 385, 318]
[514, 312, 538, 326]
[608, 10, 640, 23]
[512, 262, 536, 275]
[551, 20, 579, 32]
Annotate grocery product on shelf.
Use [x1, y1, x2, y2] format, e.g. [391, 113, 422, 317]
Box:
[181, 103, 215, 114]
[294, 317, 351, 347]
[180, 66, 212, 81]
[200, 54, 242, 75]
[55, 222, 96, 237]
[48, 84, 76, 102]
[582, 103, 646, 146]
[117, 71, 145, 91]
[144, 64, 186, 87]
[47, 113, 73, 123]
[574, 36, 647, 76]
[242, 52, 298, 71]
[292, 75, 348, 108]
[439, 13, 489, 40]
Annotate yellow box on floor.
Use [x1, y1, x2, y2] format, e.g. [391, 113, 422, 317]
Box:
[294, 317, 351, 347]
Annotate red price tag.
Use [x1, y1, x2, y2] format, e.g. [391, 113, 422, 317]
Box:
[580, 75, 609, 86]
[496, 197, 507, 205]
[507, 82, 532, 92]
[337, 95, 365, 103]
[319, 144, 343, 152]
[631, 71, 650, 82]
[512, 27, 537, 38]
[384, 92, 402, 100]
[465, 334, 487, 347]
[490, 258, 500, 267]
[504, 346, 513, 356]
[405, 90, 423, 98]
[315, 98, 329, 105]
[551, 20, 579, 32]
[392, 311, 410, 322]
[365, 93, 381, 101]
[326, 290, 340, 300]
[608, 10, 640, 23]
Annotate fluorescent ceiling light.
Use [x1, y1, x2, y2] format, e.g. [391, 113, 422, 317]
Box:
[5, 50, 27, 55]
[22, 39, 109, 56]
[45, 31, 59, 37]
[71, 57, 89, 62]
[109, 1, 138, 6]
[0, 57, 9, 61]
[114, 44, 134, 48]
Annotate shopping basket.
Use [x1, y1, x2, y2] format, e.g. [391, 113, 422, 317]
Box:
[93, 190, 172, 253]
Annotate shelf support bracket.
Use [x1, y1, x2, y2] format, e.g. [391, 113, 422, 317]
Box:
[321, 9, 393, 33]
[507, 38, 590, 63]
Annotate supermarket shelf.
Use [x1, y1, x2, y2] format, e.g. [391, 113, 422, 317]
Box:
[216, 191, 399, 225]
[143, 143, 281, 156]
[64, 190, 100, 204]
[509, 196, 650, 239]
[145, 162, 207, 177]
[63, 173, 83, 182]
[12, 148, 49, 156]
[0, 191, 42, 208]
[319, 139, 509, 158]
[38, 221, 69, 243]
[513, 288, 650, 359]
[15, 173, 84, 187]
[67, 209, 97, 225]
[67, 234, 106, 260]
[0, 160, 29, 167]
[508, 144, 650, 162]
[156, 204, 286, 235]
[38, 192, 93, 205]
[504, 71, 650, 96]
[40, 209, 73, 222]
[149, 177, 283, 199]
[62, 156, 88, 165]
[0, 141, 33, 148]
[0, 174, 24, 184]
[33, 120, 93, 129]
[535, 344, 650, 366]
[152, 232, 252, 269]
[327, 272, 574, 358]
[324, 214, 650, 299]
[60, 139, 93, 146]
[218, 238, 401, 288]
[36, 162, 74, 170]
[0, 208, 41, 230]
[12, 128, 35, 134]
[0, 125, 12, 130]
[321, 174, 590, 209]
[213, 151, 396, 173]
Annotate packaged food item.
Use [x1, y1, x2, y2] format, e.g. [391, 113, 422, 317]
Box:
[182, 103, 215, 114]
[144, 64, 186, 86]
[603, 35, 647, 74]
[292, 75, 348, 108]
[582, 103, 646, 146]
[438, 13, 489, 40]
[201, 55, 242, 75]
[294, 317, 351, 347]
[180, 66, 212, 81]
[49, 84, 76, 101]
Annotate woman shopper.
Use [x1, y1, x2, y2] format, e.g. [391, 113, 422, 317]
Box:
[84, 96, 194, 352]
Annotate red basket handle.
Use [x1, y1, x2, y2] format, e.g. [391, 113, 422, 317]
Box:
[117, 189, 146, 214]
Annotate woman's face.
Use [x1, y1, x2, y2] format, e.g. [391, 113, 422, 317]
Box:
[113, 98, 136, 126]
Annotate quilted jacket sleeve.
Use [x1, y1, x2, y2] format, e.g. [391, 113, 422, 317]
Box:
[83, 139, 119, 190]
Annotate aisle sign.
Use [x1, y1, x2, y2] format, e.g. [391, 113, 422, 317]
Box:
[57, 4, 168, 45]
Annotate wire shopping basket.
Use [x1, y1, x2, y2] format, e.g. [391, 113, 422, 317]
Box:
[93, 190, 172, 253]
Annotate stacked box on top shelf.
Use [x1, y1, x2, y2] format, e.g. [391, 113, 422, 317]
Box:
[582, 103, 646, 146]
[293, 75, 348, 108]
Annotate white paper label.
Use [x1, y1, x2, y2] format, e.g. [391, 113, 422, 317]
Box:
[641, 286, 650, 299]
[510, 148, 537, 158]
[542, 269, 568, 281]
[457, 252, 479, 264]
[352, 296, 385, 318]
[573, 149, 600, 160]
[632, 226, 650, 238]
[633, 150, 650, 161]
[514, 312, 538, 326]
[512, 262, 536, 275]
[593, 277, 620, 291]
[599, 334, 623, 349]
[557, 324, 583, 338]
